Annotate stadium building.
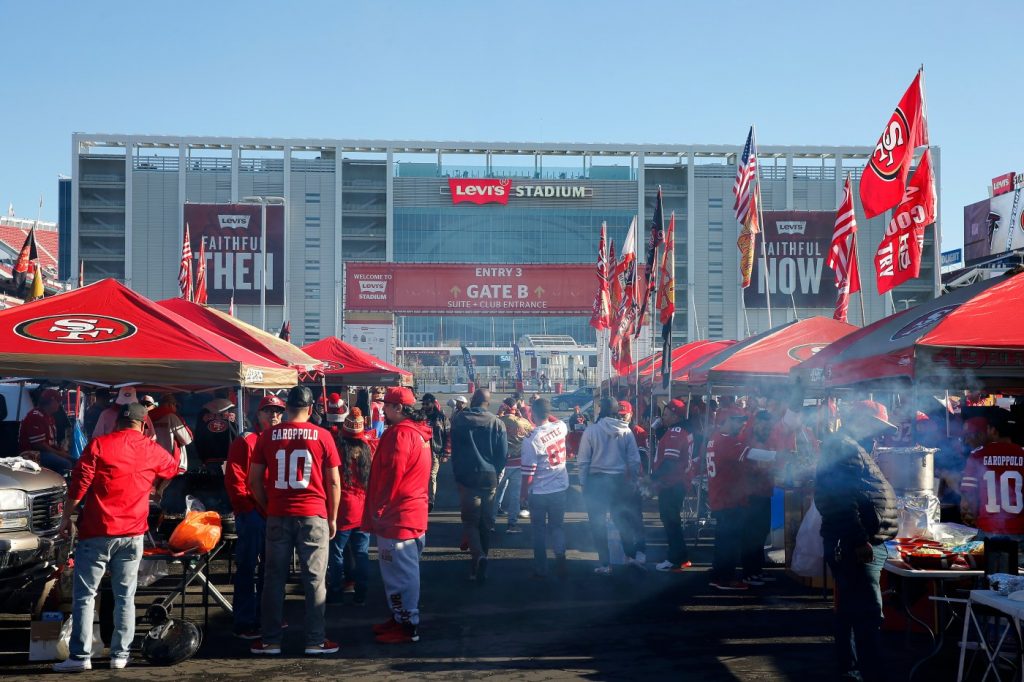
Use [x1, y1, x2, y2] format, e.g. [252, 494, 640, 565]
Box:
[66, 134, 941, 383]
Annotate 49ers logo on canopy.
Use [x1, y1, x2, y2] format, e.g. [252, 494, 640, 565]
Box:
[890, 305, 958, 341]
[14, 315, 138, 344]
[787, 343, 828, 362]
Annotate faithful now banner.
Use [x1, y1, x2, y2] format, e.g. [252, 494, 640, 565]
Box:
[345, 263, 594, 315]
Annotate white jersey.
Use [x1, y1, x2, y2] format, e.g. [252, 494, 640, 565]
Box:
[521, 418, 570, 495]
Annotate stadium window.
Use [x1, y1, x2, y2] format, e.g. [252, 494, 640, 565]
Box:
[305, 193, 321, 204]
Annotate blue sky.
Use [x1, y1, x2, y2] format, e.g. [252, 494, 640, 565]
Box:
[0, 0, 1018, 253]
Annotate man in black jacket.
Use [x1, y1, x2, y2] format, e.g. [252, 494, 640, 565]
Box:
[815, 399, 898, 682]
[450, 389, 507, 582]
[421, 393, 451, 512]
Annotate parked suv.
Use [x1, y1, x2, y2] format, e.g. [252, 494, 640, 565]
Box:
[0, 462, 70, 614]
[550, 387, 595, 411]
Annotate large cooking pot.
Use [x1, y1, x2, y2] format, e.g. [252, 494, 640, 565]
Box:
[873, 446, 936, 494]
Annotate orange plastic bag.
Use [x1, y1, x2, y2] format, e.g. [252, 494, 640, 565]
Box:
[168, 511, 222, 554]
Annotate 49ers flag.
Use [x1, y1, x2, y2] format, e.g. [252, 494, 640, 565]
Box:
[874, 148, 936, 295]
[589, 222, 612, 331]
[860, 70, 929, 219]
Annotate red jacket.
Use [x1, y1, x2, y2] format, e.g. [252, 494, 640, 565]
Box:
[224, 432, 261, 515]
[70, 429, 178, 539]
[362, 418, 432, 540]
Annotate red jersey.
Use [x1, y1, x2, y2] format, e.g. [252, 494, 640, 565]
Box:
[19, 408, 55, 452]
[224, 432, 261, 515]
[69, 429, 179, 540]
[705, 432, 751, 511]
[653, 426, 693, 488]
[362, 418, 432, 540]
[252, 421, 341, 519]
[962, 441, 1024, 535]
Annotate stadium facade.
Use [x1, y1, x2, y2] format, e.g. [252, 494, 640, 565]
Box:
[67, 134, 941, 372]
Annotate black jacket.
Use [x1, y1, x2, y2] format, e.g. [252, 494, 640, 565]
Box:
[425, 408, 451, 457]
[815, 433, 898, 546]
[450, 407, 507, 489]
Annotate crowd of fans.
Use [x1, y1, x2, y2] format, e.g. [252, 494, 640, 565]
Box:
[9, 380, 1023, 679]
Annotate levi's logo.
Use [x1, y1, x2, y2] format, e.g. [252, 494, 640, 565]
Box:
[448, 178, 511, 205]
[776, 221, 807, 236]
[15, 315, 138, 344]
[218, 215, 252, 229]
[992, 173, 1015, 197]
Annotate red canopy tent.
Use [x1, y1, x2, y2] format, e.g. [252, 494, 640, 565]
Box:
[639, 340, 736, 390]
[0, 279, 297, 388]
[158, 298, 322, 375]
[792, 272, 1024, 390]
[302, 336, 412, 387]
[684, 316, 857, 390]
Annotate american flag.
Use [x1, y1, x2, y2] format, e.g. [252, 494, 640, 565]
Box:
[733, 127, 758, 226]
[828, 175, 862, 322]
[179, 223, 194, 301]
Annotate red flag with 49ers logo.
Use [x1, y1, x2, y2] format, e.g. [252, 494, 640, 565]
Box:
[860, 71, 929, 219]
[873, 149, 937, 295]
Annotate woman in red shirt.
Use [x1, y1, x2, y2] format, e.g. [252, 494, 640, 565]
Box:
[327, 408, 373, 605]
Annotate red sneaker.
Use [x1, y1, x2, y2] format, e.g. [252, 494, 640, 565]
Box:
[671, 561, 694, 573]
[372, 617, 401, 635]
[375, 622, 419, 644]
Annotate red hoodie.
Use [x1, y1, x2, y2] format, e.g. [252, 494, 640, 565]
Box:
[362, 418, 432, 540]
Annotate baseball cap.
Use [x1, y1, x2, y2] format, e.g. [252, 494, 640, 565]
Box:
[39, 388, 61, 404]
[454, 395, 468, 404]
[286, 386, 315, 408]
[617, 400, 633, 417]
[664, 399, 687, 416]
[843, 400, 897, 430]
[383, 387, 415, 406]
[119, 402, 148, 422]
[421, 393, 436, 404]
[140, 394, 157, 407]
[204, 397, 235, 413]
[258, 394, 286, 412]
[115, 386, 138, 405]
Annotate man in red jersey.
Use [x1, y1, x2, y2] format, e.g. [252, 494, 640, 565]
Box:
[364, 387, 433, 644]
[705, 411, 775, 592]
[224, 394, 286, 639]
[19, 388, 73, 474]
[653, 399, 694, 572]
[248, 386, 341, 657]
[961, 412, 1024, 549]
[53, 403, 179, 672]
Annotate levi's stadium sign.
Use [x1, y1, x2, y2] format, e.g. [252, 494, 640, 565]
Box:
[446, 178, 592, 205]
[345, 263, 594, 315]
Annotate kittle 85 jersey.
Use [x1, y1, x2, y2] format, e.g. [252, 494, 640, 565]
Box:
[522, 418, 570, 495]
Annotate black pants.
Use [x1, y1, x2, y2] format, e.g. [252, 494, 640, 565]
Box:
[824, 540, 888, 682]
[658, 484, 689, 565]
[742, 495, 771, 577]
[711, 507, 744, 582]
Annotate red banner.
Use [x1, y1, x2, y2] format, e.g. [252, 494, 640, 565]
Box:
[860, 71, 929, 219]
[447, 178, 511, 205]
[183, 203, 285, 306]
[345, 263, 595, 315]
[874, 149, 936, 295]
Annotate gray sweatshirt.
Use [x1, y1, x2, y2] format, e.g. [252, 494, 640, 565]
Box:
[577, 417, 641, 484]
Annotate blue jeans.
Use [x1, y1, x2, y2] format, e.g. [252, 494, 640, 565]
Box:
[529, 490, 567, 575]
[328, 528, 371, 600]
[40, 451, 72, 475]
[583, 473, 637, 565]
[824, 540, 887, 682]
[496, 467, 523, 522]
[232, 510, 265, 631]
[70, 535, 143, 661]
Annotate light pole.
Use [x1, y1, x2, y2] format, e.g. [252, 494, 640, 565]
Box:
[241, 196, 285, 331]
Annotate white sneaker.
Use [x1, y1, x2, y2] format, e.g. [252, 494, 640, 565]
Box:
[634, 551, 647, 564]
[53, 658, 92, 673]
[656, 560, 676, 572]
[627, 556, 648, 570]
[594, 565, 612, 576]
[518, 510, 530, 519]
[110, 657, 129, 670]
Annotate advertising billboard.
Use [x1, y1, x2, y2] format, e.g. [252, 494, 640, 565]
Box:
[963, 173, 1024, 265]
[183, 203, 285, 306]
[743, 211, 836, 309]
[345, 263, 595, 315]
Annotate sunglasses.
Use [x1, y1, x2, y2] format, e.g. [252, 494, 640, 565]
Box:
[140, 401, 155, 407]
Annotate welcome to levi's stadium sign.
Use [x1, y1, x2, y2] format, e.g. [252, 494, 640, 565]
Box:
[445, 178, 593, 205]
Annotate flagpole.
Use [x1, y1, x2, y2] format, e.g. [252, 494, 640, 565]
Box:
[853, 231, 867, 327]
[751, 127, 774, 330]
[689, 286, 702, 341]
